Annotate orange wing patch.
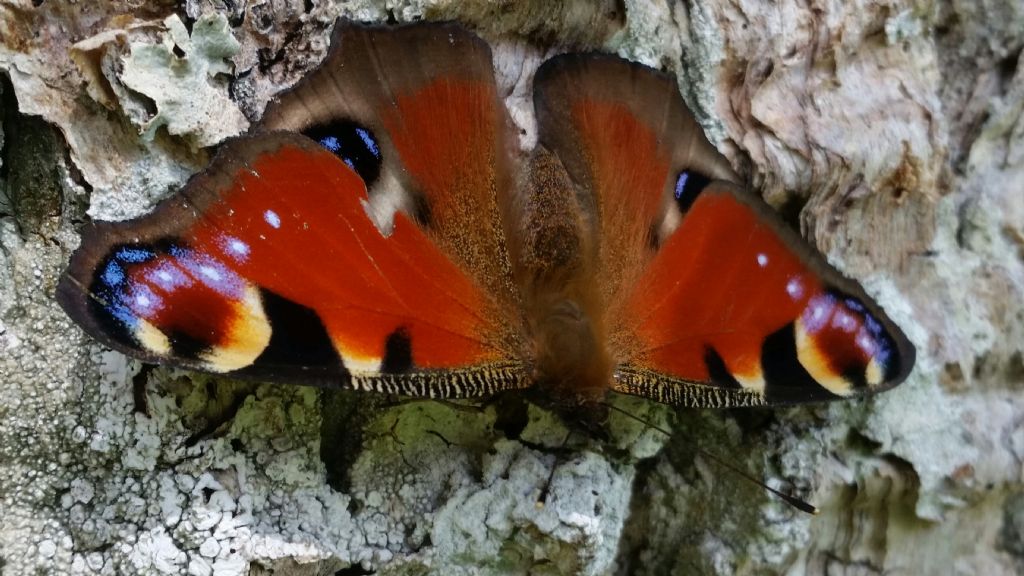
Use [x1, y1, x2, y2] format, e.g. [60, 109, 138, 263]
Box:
[619, 185, 912, 403]
[58, 136, 514, 386]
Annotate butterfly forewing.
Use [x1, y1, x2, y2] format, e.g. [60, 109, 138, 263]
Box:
[616, 182, 915, 405]
[59, 20, 914, 409]
[533, 54, 738, 333]
[59, 31, 530, 399]
[531, 54, 914, 407]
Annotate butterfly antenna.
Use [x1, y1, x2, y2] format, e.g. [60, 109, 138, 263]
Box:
[536, 429, 574, 508]
[602, 402, 818, 515]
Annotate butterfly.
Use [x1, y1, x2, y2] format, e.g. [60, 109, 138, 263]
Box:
[57, 20, 915, 429]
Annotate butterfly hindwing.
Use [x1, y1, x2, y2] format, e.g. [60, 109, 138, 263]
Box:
[259, 21, 519, 308]
[532, 54, 738, 352]
[59, 21, 914, 409]
[532, 54, 914, 407]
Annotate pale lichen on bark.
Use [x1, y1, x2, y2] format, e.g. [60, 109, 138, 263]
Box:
[1, 0, 1022, 575]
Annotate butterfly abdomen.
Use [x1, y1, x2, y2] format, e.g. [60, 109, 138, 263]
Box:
[513, 148, 614, 406]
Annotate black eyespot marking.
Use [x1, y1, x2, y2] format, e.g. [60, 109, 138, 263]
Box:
[381, 327, 413, 374]
[761, 323, 840, 403]
[673, 169, 712, 212]
[241, 289, 343, 377]
[410, 192, 433, 228]
[303, 120, 382, 186]
[165, 329, 211, 360]
[704, 346, 742, 389]
[647, 223, 661, 250]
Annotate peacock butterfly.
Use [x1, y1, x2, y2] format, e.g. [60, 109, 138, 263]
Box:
[56, 20, 915, 429]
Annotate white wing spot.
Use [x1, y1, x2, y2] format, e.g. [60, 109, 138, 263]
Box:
[833, 309, 858, 332]
[803, 296, 833, 332]
[200, 265, 222, 282]
[786, 277, 804, 300]
[229, 238, 250, 256]
[264, 210, 281, 229]
[855, 329, 877, 355]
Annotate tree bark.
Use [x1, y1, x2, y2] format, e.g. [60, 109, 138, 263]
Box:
[1, 0, 1021, 574]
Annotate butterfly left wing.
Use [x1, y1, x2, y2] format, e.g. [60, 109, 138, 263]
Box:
[533, 54, 915, 407]
[58, 22, 530, 397]
[57, 133, 527, 395]
[258, 21, 519, 306]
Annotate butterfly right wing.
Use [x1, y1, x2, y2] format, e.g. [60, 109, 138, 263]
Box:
[533, 54, 914, 407]
[613, 179, 915, 407]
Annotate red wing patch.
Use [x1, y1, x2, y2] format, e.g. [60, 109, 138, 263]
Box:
[58, 135, 513, 386]
[380, 78, 515, 299]
[532, 53, 912, 406]
[565, 100, 671, 299]
[258, 22, 517, 305]
[617, 184, 914, 404]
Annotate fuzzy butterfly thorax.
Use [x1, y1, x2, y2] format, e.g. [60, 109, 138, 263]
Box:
[57, 20, 915, 428]
[513, 146, 615, 419]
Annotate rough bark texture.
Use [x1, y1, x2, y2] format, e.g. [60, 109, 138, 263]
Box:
[1, 0, 1022, 574]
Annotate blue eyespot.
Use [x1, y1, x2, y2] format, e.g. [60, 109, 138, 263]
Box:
[91, 244, 160, 339]
[354, 127, 380, 158]
[844, 297, 866, 314]
[303, 120, 383, 186]
[674, 172, 689, 198]
[113, 246, 156, 263]
[318, 135, 342, 154]
[99, 246, 158, 290]
[101, 261, 125, 288]
[673, 169, 711, 212]
[168, 244, 189, 259]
